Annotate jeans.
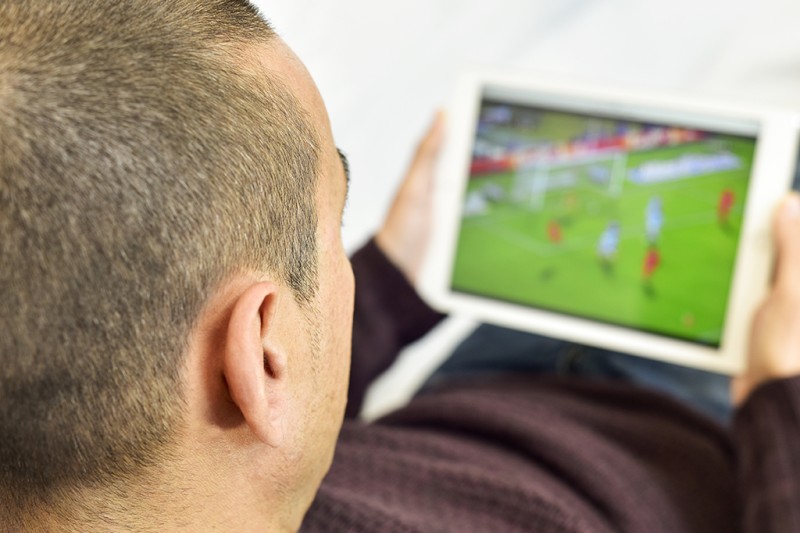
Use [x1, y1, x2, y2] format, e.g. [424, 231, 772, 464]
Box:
[422, 323, 732, 424]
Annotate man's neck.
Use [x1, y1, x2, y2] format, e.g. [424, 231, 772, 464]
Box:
[11, 464, 303, 532]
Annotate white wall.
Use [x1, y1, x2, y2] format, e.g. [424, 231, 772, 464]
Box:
[256, 0, 800, 252]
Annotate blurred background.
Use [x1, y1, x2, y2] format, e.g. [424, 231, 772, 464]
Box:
[253, 0, 800, 417]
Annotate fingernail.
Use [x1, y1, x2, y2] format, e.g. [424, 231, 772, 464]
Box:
[784, 193, 800, 219]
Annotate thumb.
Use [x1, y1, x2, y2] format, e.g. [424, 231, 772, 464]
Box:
[408, 111, 445, 177]
[774, 192, 800, 292]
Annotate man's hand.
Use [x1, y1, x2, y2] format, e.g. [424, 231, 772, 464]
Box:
[733, 193, 800, 405]
[375, 112, 445, 283]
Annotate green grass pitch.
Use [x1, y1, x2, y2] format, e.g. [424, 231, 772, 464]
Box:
[451, 137, 755, 346]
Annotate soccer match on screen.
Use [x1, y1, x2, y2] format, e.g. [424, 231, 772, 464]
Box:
[451, 98, 757, 346]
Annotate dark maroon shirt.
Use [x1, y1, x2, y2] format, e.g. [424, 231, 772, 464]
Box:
[301, 240, 800, 532]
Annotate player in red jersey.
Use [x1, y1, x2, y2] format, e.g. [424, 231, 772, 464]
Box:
[642, 246, 661, 296]
[718, 188, 735, 226]
[547, 219, 563, 244]
[643, 247, 660, 278]
[539, 219, 564, 281]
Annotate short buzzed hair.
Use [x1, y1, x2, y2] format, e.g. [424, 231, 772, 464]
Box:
[0, 0, 319, 516]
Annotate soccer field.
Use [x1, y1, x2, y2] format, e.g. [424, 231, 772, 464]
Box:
[451, 137, 754, 345]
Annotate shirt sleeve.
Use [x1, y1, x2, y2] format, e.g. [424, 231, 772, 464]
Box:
[734, 375, 800, 532]
[345, 238, 445, 418]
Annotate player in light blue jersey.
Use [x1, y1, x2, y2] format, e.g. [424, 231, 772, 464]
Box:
[597, 221, 620, 274]
[645, 196, 664, 246]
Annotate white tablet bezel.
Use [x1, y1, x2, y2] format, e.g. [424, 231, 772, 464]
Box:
[420, 70, 800, 375]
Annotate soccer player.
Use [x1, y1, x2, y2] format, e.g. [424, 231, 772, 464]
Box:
[719, 188, 735, 227]
[597, 220, 620, 273]
[463, 189, 488, 217]
[482, 182, 506, 203]
[547, 218, 563, 244]
[645, 195, 664, 246]
[642, 245, 661, 296]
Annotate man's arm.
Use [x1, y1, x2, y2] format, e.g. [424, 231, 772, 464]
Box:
[347, 240, 444, 418]
[733, 193, 800, 531]
[345, 114, 445, 418]
[735, 377, 800, 531]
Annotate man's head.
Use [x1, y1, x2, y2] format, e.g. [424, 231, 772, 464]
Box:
[0, 0, 353, 529]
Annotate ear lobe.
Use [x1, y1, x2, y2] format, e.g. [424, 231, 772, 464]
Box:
[223, 281, 286, 448]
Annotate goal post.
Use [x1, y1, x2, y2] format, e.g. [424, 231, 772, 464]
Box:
[511, 151, 627, 210]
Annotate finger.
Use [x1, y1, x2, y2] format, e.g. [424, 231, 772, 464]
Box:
[411, 111, 445, 171]
[774, 192, 800, 292]
[399, 112, 445, 200]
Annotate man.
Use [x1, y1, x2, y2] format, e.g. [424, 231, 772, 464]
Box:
[719, 187, 736, 227]
[546, 218, 563, 244]
[645, 195, 664, 246]
[641, 245, 661, 296]
[2, 1, 351, 530]
[3, 2, 800, 532]
[597, 220, 620, 273]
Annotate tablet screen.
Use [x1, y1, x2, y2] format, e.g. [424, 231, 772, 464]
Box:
[451, 94, 758, 347]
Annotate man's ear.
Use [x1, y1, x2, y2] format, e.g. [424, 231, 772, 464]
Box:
[223, 281, 287, 448]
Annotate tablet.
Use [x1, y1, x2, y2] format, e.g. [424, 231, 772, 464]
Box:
[421, 71, 800, 375]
